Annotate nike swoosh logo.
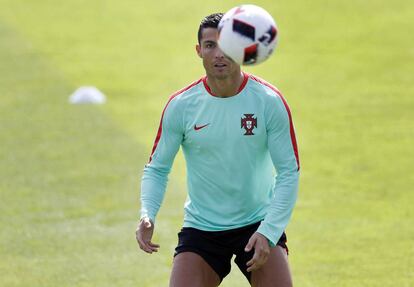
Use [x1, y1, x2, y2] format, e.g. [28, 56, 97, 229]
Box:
[194, 123, 210, 131]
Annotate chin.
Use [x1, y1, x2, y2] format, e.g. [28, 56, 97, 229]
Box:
[214, 73, 229, 80]
[211, 70, 231, 80]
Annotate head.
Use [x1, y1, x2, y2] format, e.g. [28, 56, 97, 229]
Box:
[196, 13, 240, 80]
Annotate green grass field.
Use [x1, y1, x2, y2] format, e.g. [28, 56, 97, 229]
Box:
[1, 1, 413, 286]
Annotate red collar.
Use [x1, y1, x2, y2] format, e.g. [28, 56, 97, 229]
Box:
[203, 72, 249, 97]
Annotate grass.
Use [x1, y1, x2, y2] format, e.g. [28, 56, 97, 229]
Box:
[0, 0, 413, 286]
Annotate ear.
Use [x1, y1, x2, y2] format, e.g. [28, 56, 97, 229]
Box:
[195, 44, 202, 58]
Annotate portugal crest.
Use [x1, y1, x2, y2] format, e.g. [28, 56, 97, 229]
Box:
[241, 114, 257, 136]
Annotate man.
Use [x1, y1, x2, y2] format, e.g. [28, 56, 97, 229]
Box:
[136, 13, 300, 287]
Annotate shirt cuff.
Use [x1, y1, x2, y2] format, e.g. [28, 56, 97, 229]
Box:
[256, 222, 283, 248]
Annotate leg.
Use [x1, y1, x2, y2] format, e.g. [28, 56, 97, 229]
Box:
[250, 246, 292, 287]
[169, 252, 221, 287]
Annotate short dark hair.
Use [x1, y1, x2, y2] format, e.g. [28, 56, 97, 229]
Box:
[197, 13, 224, 44]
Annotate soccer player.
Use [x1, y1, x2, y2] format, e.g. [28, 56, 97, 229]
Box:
[136, 13, 300, 287]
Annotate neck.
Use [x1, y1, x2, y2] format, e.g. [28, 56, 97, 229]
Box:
[206, 71, 244, 98]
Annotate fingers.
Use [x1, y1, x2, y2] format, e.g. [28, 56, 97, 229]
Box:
[245, 235, 256, 252]
[142, 242, 159, 253]
[246, 246, 269, 272]
[148, 242, 160, 248]
[146, 241, 160, 252]
[246, 251, 259, 272]
[136, 233, 159, 253]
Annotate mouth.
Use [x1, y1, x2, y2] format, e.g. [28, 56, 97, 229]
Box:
[214, 62, 227, 68]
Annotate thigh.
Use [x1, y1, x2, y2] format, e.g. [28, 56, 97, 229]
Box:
[174, 227, 233, 281]
[169, 252, 221, 287]
[251, 246, 292, 287]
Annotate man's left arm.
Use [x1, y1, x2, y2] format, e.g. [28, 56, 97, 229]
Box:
[257, 93, 300, 247]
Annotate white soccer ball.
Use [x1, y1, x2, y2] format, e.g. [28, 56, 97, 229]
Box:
[218, 5, 278, 65]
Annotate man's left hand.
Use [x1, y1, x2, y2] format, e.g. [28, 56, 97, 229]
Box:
[245, 232, 270, 272]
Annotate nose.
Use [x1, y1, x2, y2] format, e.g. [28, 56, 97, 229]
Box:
[214, 46, 225, 59]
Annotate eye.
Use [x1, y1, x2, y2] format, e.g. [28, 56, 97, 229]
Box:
[205, 42, 216, 49]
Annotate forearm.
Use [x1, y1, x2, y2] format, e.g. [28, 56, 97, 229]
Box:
[257, 168, 299, 246]
[140, 165, 170, 222]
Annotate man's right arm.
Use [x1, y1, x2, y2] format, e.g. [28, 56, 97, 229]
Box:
[140, 96, 184, 223]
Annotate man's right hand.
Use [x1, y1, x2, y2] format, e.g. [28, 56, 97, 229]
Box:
[136, 217, 160, 254]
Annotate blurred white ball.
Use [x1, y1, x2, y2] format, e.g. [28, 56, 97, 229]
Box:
[218, 5, 278, 65]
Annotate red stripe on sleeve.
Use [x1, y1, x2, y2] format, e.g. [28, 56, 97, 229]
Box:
[249, 75, 300, 171]
[148, 78, 203, 163]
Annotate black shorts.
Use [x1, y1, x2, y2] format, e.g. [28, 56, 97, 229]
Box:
[174, 221, 288, 282]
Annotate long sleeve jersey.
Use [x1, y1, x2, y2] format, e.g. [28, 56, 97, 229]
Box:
[140, 72, 300, 246]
